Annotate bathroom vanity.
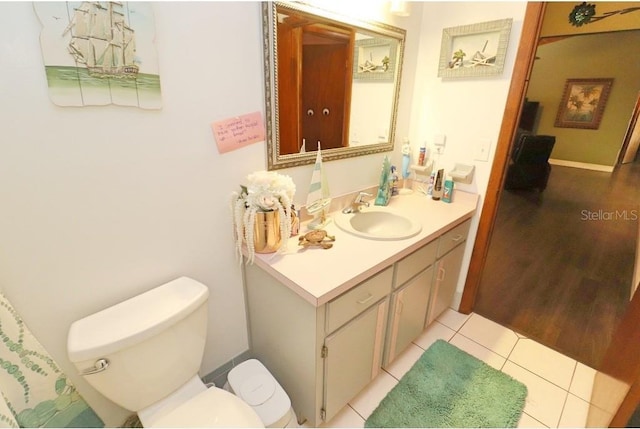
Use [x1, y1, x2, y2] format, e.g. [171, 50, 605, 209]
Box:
[243, 191, 477, 426]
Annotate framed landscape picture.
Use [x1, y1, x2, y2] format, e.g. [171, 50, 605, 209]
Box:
[554, 78, 613, 129]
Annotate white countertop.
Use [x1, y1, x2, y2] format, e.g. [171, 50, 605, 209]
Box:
[249, 190, 479, 307]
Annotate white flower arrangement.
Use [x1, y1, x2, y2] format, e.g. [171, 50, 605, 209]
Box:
[232, 170, 296, 263]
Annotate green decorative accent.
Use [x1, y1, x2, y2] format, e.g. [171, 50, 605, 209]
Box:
[375, 156, 392, 206]
[569, 2, 640, 27]
[0, 293, 62, 403]
[0, 414, 18, 428]
[0, 299, 61, 380]
[0, 392, 19, 428]
[0, 292, 103, 427]
[15, 376, 103, 428]
[365, 340, 528, 428]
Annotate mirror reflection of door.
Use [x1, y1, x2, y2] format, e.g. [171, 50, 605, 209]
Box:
[277, 14, 353, 155]
[301, 25, 353, 151]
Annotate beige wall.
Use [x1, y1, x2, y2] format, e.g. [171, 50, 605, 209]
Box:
[526, 30, 640, 167]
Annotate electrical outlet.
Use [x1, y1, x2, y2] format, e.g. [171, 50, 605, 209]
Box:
[435, 145, 444, 155]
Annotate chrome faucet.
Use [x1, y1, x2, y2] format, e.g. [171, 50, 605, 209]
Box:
[342, 192, 372, 214]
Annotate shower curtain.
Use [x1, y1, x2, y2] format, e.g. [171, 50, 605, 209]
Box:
[0, 291, 103, 428]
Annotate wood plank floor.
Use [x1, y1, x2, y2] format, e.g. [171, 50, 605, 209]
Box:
[474, 162, 640, 369]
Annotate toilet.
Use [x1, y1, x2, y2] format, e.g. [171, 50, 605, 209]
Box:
[67, 277, 289, 427]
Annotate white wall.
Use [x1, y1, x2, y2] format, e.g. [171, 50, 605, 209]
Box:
[0, 1, 422, 425]
[409, 1, 527, 306]
[0, 2, 270, 424]
[0, 1, 526, 425]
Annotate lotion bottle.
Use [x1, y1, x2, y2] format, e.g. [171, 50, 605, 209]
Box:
[442, 176, 454, 203]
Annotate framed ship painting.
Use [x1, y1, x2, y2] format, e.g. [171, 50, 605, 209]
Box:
[34, 2, 162, 109]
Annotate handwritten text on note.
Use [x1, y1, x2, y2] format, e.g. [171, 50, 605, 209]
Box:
[211, 111, 265, 154]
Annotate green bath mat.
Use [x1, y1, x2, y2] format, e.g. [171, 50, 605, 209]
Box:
[366, 340, 527, 428]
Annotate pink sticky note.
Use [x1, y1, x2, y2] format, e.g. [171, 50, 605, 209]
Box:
[212, 111, 265, 154]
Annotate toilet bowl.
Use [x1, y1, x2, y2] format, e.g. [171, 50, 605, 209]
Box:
[67, 277, 264, 427]
[144, 379, 262, 427]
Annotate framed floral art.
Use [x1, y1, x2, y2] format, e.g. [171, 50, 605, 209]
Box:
[554, 78, 613, 129]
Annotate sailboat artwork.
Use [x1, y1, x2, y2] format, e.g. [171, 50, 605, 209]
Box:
[34, 2, 162, 109]
[64, 2, 139, 79]
[306, 142, 332, 230]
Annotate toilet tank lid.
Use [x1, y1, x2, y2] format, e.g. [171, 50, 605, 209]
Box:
[68, 277, 209, 363]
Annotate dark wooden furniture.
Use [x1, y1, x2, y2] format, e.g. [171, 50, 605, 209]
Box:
[504, 134, 555, 192]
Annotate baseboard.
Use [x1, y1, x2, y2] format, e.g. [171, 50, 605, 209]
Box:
[452, 290, 463, 312]
[202, 349, 253, 388]
[549, 158, 614, 172]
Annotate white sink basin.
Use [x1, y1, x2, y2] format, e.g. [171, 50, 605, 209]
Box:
[334, 207, 422, 240]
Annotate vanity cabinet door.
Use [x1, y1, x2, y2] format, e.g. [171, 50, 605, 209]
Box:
[428, 243, 466, 325]
[385, 266, 434, 365]
[322, 299, 388, 422]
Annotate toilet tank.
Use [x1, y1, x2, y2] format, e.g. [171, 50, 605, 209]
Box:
[67, 277, 209, 412]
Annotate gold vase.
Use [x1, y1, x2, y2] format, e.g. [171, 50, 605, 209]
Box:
[253, 210, 282, 254]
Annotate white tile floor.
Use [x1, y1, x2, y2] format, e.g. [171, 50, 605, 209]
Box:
[314, 309, 614, 428]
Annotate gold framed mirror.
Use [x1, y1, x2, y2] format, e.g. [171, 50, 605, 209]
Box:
[262, 1, 406, 170]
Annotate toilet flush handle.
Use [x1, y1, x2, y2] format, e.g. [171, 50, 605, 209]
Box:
[81, 358, 110, 375]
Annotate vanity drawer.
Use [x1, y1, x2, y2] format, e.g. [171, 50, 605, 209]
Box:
[393, 240, 438, 288]
[437, 219, 471, 258]
[326, 266, 392, 334]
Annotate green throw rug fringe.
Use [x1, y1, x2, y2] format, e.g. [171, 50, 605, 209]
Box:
[365, 340, 528, 428]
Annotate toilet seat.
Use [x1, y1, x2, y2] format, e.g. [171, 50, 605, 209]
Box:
[151, 386, 264, 428]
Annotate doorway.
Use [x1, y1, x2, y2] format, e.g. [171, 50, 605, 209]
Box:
[619, 93, 640, 164]
[460, 5, 640, 369]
